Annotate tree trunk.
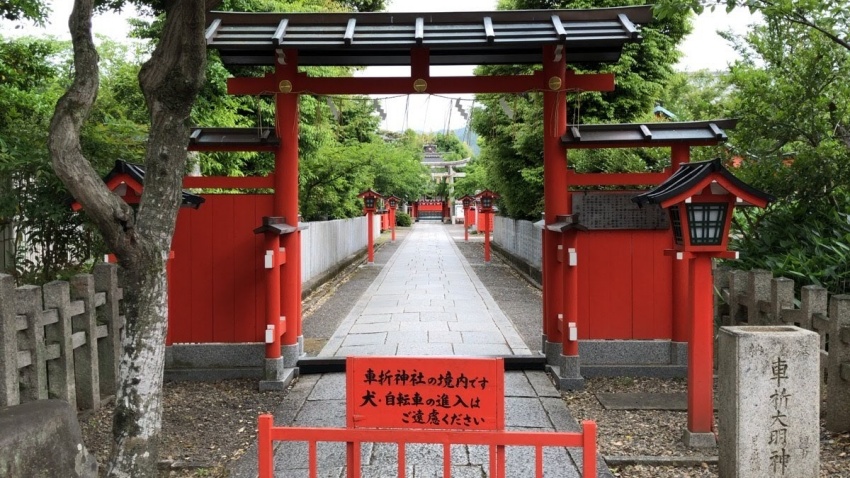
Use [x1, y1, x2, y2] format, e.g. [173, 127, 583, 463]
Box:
[48, 0, 212, 476]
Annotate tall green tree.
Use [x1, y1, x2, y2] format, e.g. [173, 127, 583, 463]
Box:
[654, 0, 850, 293]
[4, 0, 389, 475]
[471, 0, 691, 219]
[0, 36, 145, 282]
[721, 16, 850, 293]
[48, 1, 215, 475]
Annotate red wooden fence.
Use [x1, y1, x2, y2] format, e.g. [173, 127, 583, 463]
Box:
[169, 194, 273, 344]
[257, 415, 598, 478]
[577, 229, 673, 340]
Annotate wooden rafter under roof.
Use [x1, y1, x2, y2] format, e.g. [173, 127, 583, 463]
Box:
[188, 127, 279, 152]
[205, 6, 652, 67]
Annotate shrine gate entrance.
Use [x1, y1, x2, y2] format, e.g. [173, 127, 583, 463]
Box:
[174, 8, 732, 443]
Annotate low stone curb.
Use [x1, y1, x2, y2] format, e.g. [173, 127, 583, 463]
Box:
[604, 455, 718, 467]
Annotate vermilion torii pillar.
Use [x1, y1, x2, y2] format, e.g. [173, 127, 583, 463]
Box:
[670, 144, 691, 345]
[541, 44, 585, 389]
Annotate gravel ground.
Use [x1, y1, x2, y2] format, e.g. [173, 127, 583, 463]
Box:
[79, 226, 850, 477]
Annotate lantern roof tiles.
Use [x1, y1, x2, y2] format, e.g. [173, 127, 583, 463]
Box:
[102, 160, 205, 209]
[632, 158, 775, 208]
[561, 119, 737, 148]
[204, 7, 651, 67]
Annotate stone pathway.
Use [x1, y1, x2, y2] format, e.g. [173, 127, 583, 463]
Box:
[230, 223, 611, 478]
[319, 222, 530, 358]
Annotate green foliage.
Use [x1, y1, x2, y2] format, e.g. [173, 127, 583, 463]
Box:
[453, 157, 488, 198]
[656, 70, 731, 122]
[700, 5, 850, 295]
[0, 0, 48, 23]
[654, 0, 850, 54]
[299, 137, 428, 221]
[183, 0, 411, 218]
[0, 36, 132, 283]
[428, 132, 472, 161]
[730, 194, 850, 294]
[472, 0, 691, 219]
[395, 211, 412, 227]
[570, 145, 670, 178]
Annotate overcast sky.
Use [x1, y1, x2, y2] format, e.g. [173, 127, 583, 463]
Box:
[4, 0, 756, 133]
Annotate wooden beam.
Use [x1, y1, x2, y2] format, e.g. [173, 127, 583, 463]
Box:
[566, 171, 669, 186]
[227, 75, 279, 95]
[226, 70, 614, 96]
[551, 15, 567, 41]
[415, 17, 424, 44]
[187, 144, 279, 153]
[204, 19, 221, 44]
[182, 176, 275, 189]
[564, 140, 726, 149]
[272, 19, 289, 45]
[483, 17, 495, 43]
[344, 18, 357, 45]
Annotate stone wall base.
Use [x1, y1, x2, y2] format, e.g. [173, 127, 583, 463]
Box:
[541, 339, 688, 380]
[165, 343, 266, 381]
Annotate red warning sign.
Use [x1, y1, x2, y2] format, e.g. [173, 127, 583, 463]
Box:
[346, 356, 504, 431]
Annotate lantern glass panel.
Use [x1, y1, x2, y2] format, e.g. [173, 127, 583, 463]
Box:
[482, 197, 492, 209]
[669, 206, 684, 245]
[364, 197, 375, 209]
[389, 199, 397, 208]
[686, 203, 728, 245]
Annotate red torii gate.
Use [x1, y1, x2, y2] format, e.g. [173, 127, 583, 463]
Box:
[193, 6, 653, 388]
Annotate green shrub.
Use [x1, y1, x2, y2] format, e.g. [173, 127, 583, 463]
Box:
[395, 211, 412, 227]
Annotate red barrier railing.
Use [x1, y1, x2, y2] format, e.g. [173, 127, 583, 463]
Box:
[257, 414, 597, 478]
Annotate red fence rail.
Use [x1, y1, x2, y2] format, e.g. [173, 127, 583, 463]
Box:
[257, 414, 598, 478]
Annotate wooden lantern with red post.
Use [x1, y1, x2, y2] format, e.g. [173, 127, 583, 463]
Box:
[475, 190, 499, 263]
[385, 195, 401, 242]
[459, 195, 474, 242]
[633, 158, 774, 447]
[358, 189, 383, 264]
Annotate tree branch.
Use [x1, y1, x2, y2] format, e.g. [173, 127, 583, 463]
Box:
[48, 0, 136, 258]
[135, 0, 208, 249]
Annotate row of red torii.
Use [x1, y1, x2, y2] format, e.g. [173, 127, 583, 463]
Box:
[164, 7, 774, 446]
[357, 190, 499, 263]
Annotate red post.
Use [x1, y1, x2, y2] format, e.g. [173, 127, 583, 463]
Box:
[542, 44, 567, 344]
[671, 144, 690, 342]
[582, 421, 597, 478]
[367, 211, 375, 263]
[264, 234, 282, 359]
[390, 207, 396, 242]
[562, 232, 579, 357]
[258, 414, 273, 478]
[275, 51, 301, 349]
[483, 211, 491, 262]
[464, 208, 469, 242]
[687, 253, 715, 434]
[166, 250, 175, 346]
